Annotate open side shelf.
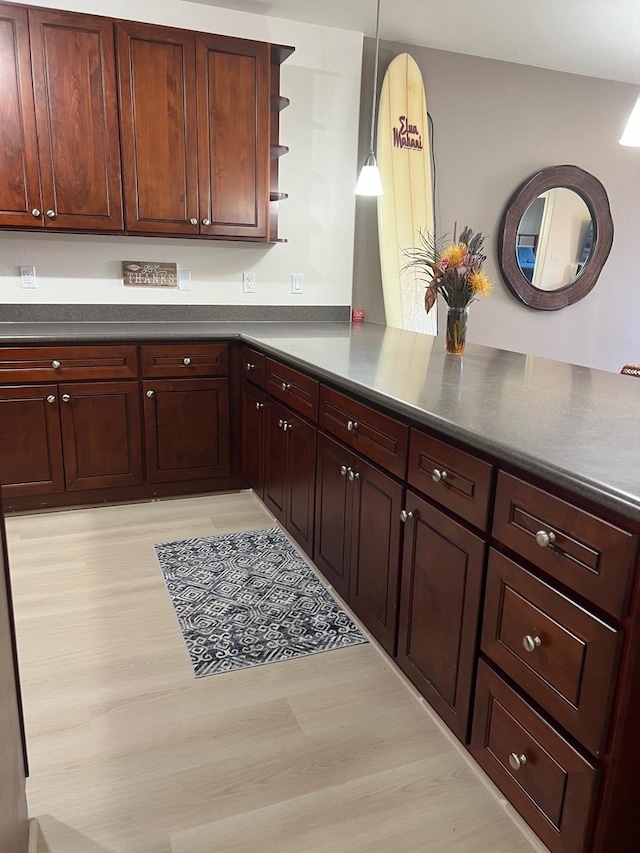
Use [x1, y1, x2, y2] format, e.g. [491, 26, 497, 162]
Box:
[271, 95, 290, 112]
[270, 192, 288, 201]
[270, 144, 289, 158]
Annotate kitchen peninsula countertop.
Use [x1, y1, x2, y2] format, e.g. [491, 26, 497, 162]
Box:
[0, 320, 638, 522]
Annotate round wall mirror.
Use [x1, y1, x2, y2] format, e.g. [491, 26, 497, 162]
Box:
[499, 165, 614, 310]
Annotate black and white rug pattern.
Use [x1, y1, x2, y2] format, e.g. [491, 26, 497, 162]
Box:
[154, 526, 367, 677]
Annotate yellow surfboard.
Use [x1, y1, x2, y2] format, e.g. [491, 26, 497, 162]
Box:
[377, 53, 436, 335]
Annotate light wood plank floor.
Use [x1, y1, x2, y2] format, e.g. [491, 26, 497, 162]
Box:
[6, 493, 546, 853]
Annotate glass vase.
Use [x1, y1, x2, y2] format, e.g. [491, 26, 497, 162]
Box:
[445, 307, 468, 355]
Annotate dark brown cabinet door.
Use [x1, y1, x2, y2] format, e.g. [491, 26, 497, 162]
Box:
[397, 490, 485, 742]
[29, 9, 123, 230]
[144, 378, 230, 483]
[196, 35, 269, 238]
[349, 457, 403, 655]
[59, 381, 142, 491]
[263, 398, 288, 525]
[314, 433, 354, 599]
[0, 384, 64, 497]
[242, 380, 265, 499]
[286, 411, 316, 556]
[0, 5, 43, 228]
[117, 22, 198, 234]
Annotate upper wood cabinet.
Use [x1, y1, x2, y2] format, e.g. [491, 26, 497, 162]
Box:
[29, 9, 123, 230]
[0, 5, 42, 228]
[117, 23, 270, 239]
[117, 22, 199, 235]
[196, 34, 269, 238]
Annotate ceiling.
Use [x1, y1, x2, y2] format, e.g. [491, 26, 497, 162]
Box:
[193, 0, 640, 85]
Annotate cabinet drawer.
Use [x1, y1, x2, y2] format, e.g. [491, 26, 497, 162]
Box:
[141, 344, 228, 378]
[241, 346, 265, 388]
[319, 386, 408, 478]
[493, 472, 638, 619]
[483, 550, 621, 757]
[265, 358, 318, 422]
[471, 660, 598, 853]
[408, 429, 493, 530]
[0, 345, 137, 382]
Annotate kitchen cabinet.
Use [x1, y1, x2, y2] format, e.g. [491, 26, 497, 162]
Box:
[143, 378, 230, 483]
[59, 381, 142, 490]
[397, 489, 485, 742]
[0, 5, 42, 228]
[117, 23, 269, 239]
[241, 380, 265, 499]
[263, 398, 315, 555]
[314, 432, 403, 654]
[0, 6, 122, 231]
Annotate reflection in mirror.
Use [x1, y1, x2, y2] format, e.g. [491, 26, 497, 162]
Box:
[516, 190, 593, 291]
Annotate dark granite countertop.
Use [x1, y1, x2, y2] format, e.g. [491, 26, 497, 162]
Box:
[0, 320, 638, 522]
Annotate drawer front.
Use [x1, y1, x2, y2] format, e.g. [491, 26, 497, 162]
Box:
[265, 358, 319, 422]
[319, 385, 408, 478]
[471, 660, 598, 853]
[141, 344, 228, 378]
[483, 550, 621, 756]
[0, 345, 137, 382]
[408, 429, 493, 530]
[493, 471, 638, 619]
[241, 346, 266, 388]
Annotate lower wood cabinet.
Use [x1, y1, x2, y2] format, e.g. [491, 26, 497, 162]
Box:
[59, 381, 142, 490]
[471, 660, 598, 853]
[314, 432, 403, 655]
[0, 382, 142, 495]
[263, 398, 315, 555]
[0, 384, 64, 497]
[241, 380, 265, 499]
[143, 378, 230, 483]
[397, 489, 486, 742]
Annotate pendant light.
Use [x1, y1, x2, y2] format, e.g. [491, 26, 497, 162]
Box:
[620, 95, 640, 146]
[355, 0, 384, 195]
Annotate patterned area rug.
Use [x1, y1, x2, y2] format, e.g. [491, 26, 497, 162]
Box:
[154, 526, 367, 677]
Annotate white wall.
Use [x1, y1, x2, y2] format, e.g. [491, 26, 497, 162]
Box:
[0, 0, 363, 307]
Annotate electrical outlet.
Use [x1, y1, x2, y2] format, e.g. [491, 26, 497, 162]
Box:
[291, 273, 304, 294]
[243, 272, 256, 293]
[178, 270, 191, 291]
[20, 266, 37, 289]
[550, 252, 560, 261]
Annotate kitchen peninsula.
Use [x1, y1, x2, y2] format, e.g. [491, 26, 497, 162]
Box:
[1, 319, 638, 853]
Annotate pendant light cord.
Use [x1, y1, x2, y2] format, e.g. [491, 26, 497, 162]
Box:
[368, 0, 382, 155]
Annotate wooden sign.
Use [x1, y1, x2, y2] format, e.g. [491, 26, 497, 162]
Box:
[122, 262, 178, 287]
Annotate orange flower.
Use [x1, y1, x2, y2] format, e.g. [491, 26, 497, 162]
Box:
[440, 242, 468, 268]
[469, 270, 493, 296]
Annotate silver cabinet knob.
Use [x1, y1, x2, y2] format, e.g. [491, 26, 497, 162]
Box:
[431, 469, 448, 483]
[535, 530, 556, 548]
[146, 389, 155, 398]
[46, 209, 56, 219]
[347, 420, 358, 432]
[32, 208, 41, 217]
[46, 394, 56, 403]
[348, 469, 360, 482]
[281, 382, 291, 392]
[278, 418, 284, 428]
[523, 635, 542, 653]
[284, 422, 293, 432]
[400, 509, 414, 522]
[255, 401, 264, 410]
[51, 360, 61, 369]
[190, 217, 198, 225]
[340, 465, 348, 477]
[61, 393, 71, 403]
[508, 753, 527, 771]
[202, 218, 211, 226]
[183, 357, 191, 366]
[246, 362, 255, 371]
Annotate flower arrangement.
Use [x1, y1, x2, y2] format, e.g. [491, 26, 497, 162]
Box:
[403, 225, 493, 353]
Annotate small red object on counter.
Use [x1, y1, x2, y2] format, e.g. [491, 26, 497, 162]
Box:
[352, 308, 365, 323]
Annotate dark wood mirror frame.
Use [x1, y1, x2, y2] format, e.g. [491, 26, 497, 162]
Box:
[498, 165, 614, 310]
